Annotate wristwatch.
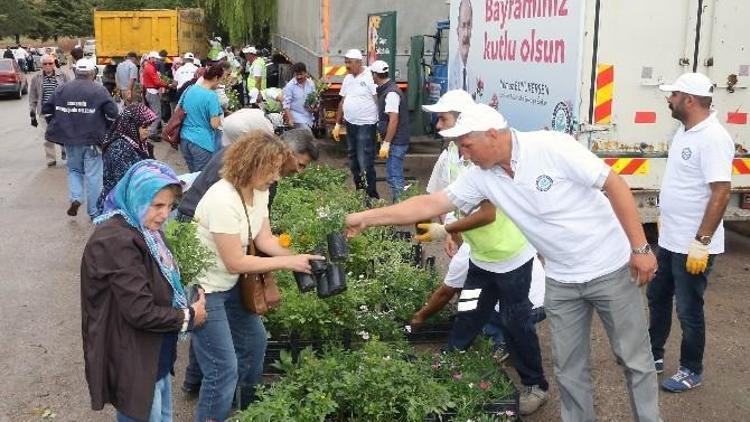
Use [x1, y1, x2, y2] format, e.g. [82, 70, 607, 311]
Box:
[695, 234, 712, 246]
[631, 243, 652, 255]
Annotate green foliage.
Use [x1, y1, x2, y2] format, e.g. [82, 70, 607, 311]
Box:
[238, 341, 517, 421]
[200, 0, 277, 45]
[163, 220, 215, 286]
[98, 0, 197, 9]
[0, 0, 41, 41]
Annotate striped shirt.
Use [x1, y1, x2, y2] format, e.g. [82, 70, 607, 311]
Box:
[42, 75, 58, 103]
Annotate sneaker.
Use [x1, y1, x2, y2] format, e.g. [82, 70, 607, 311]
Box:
[493, 344, 510, 363]
[67, 200, 81, 216]
[654, 358, 664, 374]
[46, 160, 56, 168]
[661, 367, 703, 393]
[519, 384, 548, 415]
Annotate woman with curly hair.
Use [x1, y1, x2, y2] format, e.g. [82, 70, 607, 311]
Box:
[96, 103, 158, 214]
[190, 130, 324, 421]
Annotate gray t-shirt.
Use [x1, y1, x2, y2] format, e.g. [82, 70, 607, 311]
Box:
[115, 60, 138, 90]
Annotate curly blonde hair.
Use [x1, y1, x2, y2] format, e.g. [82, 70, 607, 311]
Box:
[221, 130, 290, 188]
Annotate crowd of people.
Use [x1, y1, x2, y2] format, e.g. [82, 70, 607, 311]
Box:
[23, 38, 733, 422]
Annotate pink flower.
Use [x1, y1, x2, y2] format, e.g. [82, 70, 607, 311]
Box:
[479, 380, 491, 391]
[452, 372, 463, 380]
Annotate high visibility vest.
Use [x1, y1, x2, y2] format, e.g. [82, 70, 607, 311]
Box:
[246, 57, 267, 90]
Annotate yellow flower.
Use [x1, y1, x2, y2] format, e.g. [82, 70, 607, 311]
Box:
[278, 233, 292, 248]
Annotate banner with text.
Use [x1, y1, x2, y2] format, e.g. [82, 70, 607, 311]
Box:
[367, 11, 397, 78]
[448, 0, 585, 133]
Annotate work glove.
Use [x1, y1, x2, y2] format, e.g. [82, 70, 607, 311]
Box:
[332, 123, 342, 142]
[378, 141, 391, 159]
[414, 223, 448, 243]
[686, 239, 709, 275]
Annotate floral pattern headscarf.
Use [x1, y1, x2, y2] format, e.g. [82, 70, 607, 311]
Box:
[94, 160, 187, 311]
[102, 103, 157, 155]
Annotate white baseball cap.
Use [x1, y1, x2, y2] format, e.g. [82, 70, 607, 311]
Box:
[370, 60, 388, 73]
[147, 51, 160, 59]
[422, 89, 475, 113]
[183, 52, 195, 59]
[242, 46, 257, 54]
[439, 103, 508, 138]
[344, 49, 363, 60]
[75, 58, 96, 72]
[659, 72, 714, 97]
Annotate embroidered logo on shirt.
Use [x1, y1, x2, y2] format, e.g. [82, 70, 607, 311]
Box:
[681, 147, 692, 160]
[535, 175, 554, 191]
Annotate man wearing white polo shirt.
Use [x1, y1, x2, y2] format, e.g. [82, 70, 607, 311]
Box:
[333, 49, 380, 199]
[174, 52, 198, 90]
[648, 73, 734, 393]
[345, 103, 661, 422]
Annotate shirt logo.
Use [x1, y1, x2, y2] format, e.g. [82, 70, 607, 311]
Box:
[681, 147, 692, 160]
[535, 175, 554, 191]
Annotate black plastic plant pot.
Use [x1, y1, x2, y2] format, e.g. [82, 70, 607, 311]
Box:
[293, 271, 316, 293]
[327, 232, 349, 261]
[313, 259, 331, 298]
[425, 256, 436, 271]
[326, 262, 347, 295]
[412, 244, 423, 268]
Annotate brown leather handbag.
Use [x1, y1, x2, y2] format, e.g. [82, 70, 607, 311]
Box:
[235, 185, 281, 314]
[160, 105, 185, 150]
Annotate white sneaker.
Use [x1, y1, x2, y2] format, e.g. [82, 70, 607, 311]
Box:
[519, 384, 548, 415]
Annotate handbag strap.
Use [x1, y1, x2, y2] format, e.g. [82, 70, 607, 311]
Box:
[233, 184, 256, 257]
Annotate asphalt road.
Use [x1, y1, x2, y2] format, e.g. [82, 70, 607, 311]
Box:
[1, 85, 749, 422]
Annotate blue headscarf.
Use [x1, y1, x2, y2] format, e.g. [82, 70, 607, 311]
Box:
[94, 160, 187, 311]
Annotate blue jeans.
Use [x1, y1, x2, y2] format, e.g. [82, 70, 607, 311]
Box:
[115, 374, 172, 422]
[482, 307, 547, 349]
[385, 143, 409, 202]
[192, 283, 268, 422]
[64, 144, 103, 219]
[181, 139, 214, 173]
[345, 122, 379, 199]
[446, 259, 548, 389]
[647, 247, 715, 374]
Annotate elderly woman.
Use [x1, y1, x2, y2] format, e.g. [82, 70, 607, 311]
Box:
[96, 104, 159, 214]
[81, 160, 207, 422]
[179, 64, 224, 172]
[191, 132, 323, 421]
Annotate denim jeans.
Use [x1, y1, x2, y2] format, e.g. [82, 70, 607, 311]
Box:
[482, 307, 547, 349]
[385, 143, 409, 202]
[345, 122, 379, 199]
[64, 144, 103, 219]
[145, 92, 162, 137]
[191, 283, 267, 422]
[180, 139, 214, 173]
[115, 374, 172, 422]
[446, 259, 548, 389]
[647, 247, 715, 375]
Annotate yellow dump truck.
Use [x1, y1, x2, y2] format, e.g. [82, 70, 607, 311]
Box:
[93, 8, 207, 64]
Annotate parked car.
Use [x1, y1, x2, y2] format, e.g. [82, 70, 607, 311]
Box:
[0, 58, 27, 99]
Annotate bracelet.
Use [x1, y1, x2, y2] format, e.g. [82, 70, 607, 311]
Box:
[631, 243, 652, 255]
[181, 308, 190, 333]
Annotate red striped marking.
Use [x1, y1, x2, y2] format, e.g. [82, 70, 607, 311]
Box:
[634, 111, 656, 124]
[594, 100, 612, 123]
[735, 159, 750, 174]
[597, 66, 614, 89]
[727, 112, 748, 125]
[603, 158, 617, 166]
[621, 158, 647, 175]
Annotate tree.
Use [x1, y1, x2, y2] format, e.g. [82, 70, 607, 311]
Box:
[98, 0, 197, 10]
[0, 0, 37, 44]
[200, 0, 276, 46]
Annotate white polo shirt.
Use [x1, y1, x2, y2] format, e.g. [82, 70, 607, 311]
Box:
[659, 113, 734, 254]
[340, 68, 378, 125]
[445, 130, 631, 283]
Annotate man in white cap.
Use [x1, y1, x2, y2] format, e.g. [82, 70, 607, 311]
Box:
[42, 58, 118, 220]
[371, 60, 411, 201]
[648, 73, 734, 393]
[242, 46, 266, 105]
[334, 48, 380, 199]
[345, 102, 662, 422]
[142, 51, 170, 139]
[174, 52, 198, 90]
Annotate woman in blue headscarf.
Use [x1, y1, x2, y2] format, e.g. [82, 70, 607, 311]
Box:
[80, 160, 207, 422]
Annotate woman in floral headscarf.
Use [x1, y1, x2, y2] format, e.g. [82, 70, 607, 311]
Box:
[81, 160, 207, 422]
[95, 103, 158, 214]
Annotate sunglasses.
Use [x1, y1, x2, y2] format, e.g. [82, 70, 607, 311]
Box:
[42, 62, 55, 65]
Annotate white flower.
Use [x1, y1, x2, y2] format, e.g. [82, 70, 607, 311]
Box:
[359, 274, 364, 279]
[358, 330, 370, 340]
[404, 325, 412, 333]
[359, 305, 368, 311]
[316, 207, 329, 219]
[468, 383, 474, 389]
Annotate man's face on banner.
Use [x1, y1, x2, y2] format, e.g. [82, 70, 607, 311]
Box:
[458, 0, 473, 64]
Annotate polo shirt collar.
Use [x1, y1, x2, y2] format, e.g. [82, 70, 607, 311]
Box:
[685, 112, 717, 133]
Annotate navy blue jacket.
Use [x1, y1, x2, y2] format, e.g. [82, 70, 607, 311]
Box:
[43, 77, 118, 146]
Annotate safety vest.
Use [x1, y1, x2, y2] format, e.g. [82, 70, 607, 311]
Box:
[246, 57, 267, 90]
[446, 142, 529, 262]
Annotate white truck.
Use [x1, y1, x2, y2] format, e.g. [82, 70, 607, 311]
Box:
[448, 0, 750, 223]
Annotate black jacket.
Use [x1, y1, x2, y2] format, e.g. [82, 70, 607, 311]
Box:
[43, 77, 118, 146]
